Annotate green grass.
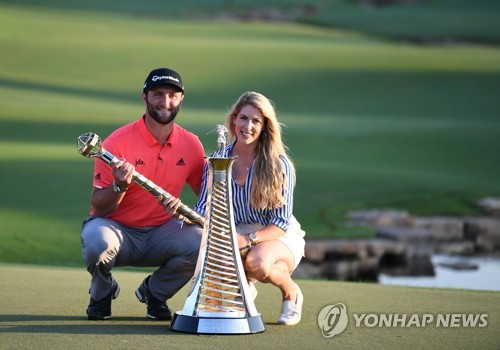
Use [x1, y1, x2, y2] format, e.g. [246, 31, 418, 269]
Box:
[1, 264, 499, 349]
[3, 0, 500, 42]
[300, 0, 500, 43]
[1, 2, 500, 264]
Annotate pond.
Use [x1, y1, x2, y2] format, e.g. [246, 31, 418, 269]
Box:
[379, 254, 500, 291]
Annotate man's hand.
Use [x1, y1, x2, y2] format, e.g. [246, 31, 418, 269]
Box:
[111, 159, 134, 190]
[161, 197, 181, 215]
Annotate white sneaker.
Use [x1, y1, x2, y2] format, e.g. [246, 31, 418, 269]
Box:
[277, 285, 303, 326]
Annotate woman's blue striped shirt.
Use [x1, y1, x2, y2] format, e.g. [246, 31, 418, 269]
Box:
[194, 143, 294, 231]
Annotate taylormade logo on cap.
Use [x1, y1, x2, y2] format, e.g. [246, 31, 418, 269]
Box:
[152, 75, 180, 83]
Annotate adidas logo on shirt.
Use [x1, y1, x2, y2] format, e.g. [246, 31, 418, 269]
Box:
[176, 158, 185, 166]
[95, 173, 101, 180]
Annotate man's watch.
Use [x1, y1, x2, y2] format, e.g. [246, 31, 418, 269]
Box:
[248, 232, 259, 245]
[112, 181, 127, 193]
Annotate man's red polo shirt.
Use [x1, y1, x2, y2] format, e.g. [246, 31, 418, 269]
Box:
[90, 116, 205, 227]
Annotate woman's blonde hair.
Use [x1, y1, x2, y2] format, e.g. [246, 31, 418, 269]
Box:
[225, 91, 296, 210]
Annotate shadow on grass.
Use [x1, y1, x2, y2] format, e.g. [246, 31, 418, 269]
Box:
[3, 70, 500, 120]
[0, 314, 276, 335]
[0, 314, 178, 335]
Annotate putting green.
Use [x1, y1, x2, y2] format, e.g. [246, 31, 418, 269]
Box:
[1, 264, 498, 349]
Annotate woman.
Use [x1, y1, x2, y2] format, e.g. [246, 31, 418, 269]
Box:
[194, 91, 306, 326]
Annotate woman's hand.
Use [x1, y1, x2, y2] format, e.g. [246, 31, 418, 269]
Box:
[237, 233, 251, 249]
[237, 233, 251, 257]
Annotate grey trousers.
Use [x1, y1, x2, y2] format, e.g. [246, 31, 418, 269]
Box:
[81, 217, 202, 302]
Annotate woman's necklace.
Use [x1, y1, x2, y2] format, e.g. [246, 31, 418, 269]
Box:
[234, 154, 253, 173]
[232, 145, 255, 173]
[238, 158, 251, 172]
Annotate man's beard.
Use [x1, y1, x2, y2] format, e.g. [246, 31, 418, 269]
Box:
[146, 100, 182, 125]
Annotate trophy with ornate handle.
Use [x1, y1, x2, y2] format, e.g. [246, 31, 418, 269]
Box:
[76, 132, 205, 227]
[170, 125, 265, 334]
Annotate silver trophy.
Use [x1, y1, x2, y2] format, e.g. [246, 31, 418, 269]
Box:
[76, 132, 205, 227]
[170, 125, 265, 334]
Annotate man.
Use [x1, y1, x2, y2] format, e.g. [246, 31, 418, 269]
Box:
[81, 68, 205, 321]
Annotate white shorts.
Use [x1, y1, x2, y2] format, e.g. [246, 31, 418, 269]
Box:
[236, 216, 306, 271]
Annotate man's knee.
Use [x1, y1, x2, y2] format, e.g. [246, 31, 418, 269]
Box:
[182, 242, 200, 267]
[82, 239, 112, 266]
[180, 226, 202, 264]
[81, 221, 121, 266]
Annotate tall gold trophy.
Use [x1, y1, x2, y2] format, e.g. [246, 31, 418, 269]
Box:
[170, 125, 265, 334]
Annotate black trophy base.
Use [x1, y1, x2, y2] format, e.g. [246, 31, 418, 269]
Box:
[170, 312, 265, 334]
